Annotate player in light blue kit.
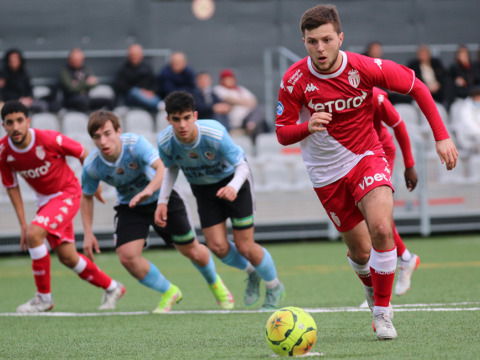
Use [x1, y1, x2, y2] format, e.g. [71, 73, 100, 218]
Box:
[155, 91, 285, 310]
[81, 110, 234, 313]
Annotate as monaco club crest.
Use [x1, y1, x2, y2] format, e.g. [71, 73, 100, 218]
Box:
[348, 69, 360, 88]
[35, 146, 46, 160]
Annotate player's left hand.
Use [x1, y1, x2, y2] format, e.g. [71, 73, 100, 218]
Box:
[216, 186, 237, 202]
[404, 166, 418, 192]
[129, 189, 153, 208]
[436, 138, 458, 171]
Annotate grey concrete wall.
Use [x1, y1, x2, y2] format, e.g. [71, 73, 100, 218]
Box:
[0, 0, 479, 101]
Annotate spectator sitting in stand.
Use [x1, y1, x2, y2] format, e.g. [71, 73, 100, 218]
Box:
[114, 43, 162, 112]
[0, 48, 49, 113]
[449, 45, 477, 101]
[363, 41, 383, 58]
[213, 69, 268, 145]
[407, 44, 447, 105]
[157, 51, 196, 99]
[192, 71, 231, 129]
[59, 48, 113, 113]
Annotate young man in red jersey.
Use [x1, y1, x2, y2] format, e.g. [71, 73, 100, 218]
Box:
[371, 87, 421, 297]
[275, 5, 458, 340]
[0, 100, 125, 313]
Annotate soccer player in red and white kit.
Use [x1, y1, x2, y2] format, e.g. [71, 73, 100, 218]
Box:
[275, 5, 458, 340]
[0, 100, 125, 313]
[371, 87, 421, 297]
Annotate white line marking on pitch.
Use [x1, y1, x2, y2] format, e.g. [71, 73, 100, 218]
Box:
[1, 302, 479, 317]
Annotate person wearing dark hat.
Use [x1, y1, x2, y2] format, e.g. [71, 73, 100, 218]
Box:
[213, 69, 268, 145]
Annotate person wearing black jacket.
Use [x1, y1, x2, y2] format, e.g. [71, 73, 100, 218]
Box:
[114, 44, 162, 112]
[0, 48, 48, 112]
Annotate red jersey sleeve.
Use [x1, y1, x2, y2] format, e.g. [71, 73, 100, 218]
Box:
[373, 88, 415, 168]
[391, 121, 415, 168]
[42, 130, 85, 159]
[362, 56, 449, 141]
[275, 59, 312, 146]
[0, 140, 17, 188]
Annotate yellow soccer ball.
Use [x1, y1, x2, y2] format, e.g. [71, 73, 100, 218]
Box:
[265, 306, 317, 356]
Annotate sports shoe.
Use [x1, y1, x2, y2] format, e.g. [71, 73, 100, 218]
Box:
[395, 254, 420, 296]
[373, 312, 397, 340]
[260, 282, 286, 310]
[152, 284, 183, 314]
[99, 282, 126, 310]
[209, 275, 234, 310]
[244, 271, 261, 306]
[17, 294, 54, 313]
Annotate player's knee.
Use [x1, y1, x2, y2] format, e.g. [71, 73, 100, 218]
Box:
[118, 253, 137, 271]
[177, 244, 197, 260]
[370, 222, 392, 243]
[208, 242, 229, 258]
[25, 227, 45, 248]
[235, 241, 253, 258]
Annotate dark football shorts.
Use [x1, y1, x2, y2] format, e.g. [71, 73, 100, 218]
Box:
[113, 189, 195, 247]
[190, 174, 254, 230]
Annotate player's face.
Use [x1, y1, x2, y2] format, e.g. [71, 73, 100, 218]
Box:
[303, 23, 344, 74]
[167, 110, 198, 144]
[91, 120, 122, 161]
[3, 112, 31, 148]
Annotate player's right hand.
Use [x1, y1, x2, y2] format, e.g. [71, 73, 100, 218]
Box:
[83, 233, 101, 262]
[308, 112, 331, 133]
[154, 203, 168, 228]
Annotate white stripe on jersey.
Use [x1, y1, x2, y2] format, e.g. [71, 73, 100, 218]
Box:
[122, 133, 140, 145]
[200, 127, 224, 140]
[83, 149, 101, 167]
[157, 130, 174, 147]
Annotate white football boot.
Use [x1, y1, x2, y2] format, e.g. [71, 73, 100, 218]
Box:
[17, 294, 54, 313]
[395, 254, 420, 296]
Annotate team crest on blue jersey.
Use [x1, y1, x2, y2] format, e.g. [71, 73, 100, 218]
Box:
[348, 69, 360, 88]
[276, 101, 284, 115]
[116, 168, 124, 175]
[189, 152, 199, 159]
[204, 150, 215, 160]
[127, 162, 138, 170]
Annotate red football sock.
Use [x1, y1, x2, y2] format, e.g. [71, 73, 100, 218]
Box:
[370, 247, 396, 307]
[32, 252, 51, 294]
[393, 224, 406, 258]
[76, 253, 112, 289]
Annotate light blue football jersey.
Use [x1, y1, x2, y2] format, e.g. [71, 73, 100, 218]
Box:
[82, 133, 159, 204]
[157, 120, 245, 185]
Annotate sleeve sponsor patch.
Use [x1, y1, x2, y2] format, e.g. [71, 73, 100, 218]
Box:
[276, 101, 284, 116]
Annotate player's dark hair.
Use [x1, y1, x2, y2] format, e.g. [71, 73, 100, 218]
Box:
[1, 100, 29, 121]
[164, 91, 195, 115]
[300, 4, 342, 35]
[87, 109, 121, 137]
